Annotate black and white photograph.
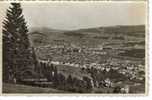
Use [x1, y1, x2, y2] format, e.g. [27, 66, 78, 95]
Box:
[0, 1, 147, 94]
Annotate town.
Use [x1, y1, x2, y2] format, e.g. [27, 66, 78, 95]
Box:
[34, 40, 145, 93]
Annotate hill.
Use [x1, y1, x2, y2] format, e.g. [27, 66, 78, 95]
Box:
[29, 25, 145, 48]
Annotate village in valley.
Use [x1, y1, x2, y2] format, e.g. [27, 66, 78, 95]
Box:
[31, 25, 145, 93]
[2, 3, 146, 94]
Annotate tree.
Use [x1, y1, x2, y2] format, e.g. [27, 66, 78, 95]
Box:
[83, 76, 92, 91]
[113, 86, 121, 93]
[2, 3, 35, 83]
[67, 74, 73, 85]
[66, 74, 73, 91]
[52, 66, 59, 87]
[32, 47, 38, 70]
[57, 73, 66, 89]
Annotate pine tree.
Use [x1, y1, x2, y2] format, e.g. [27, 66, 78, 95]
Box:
[67, 74, 73, 85]
[2, 3, 35, 83]
[52, 66, 59, 87]
[83, 76, 92, 90]
[32, 47, 38, 70]
[57, 73, 66, 89]
[66, 74, 74, 91]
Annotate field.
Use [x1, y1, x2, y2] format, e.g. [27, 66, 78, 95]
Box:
[3, 83, 67, 93]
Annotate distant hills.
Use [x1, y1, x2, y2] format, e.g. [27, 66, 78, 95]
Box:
[29, 25, 145, 47]
[67, 25, 145, 37]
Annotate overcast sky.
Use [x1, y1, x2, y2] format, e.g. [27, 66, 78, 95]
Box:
[0, 2, 146, 30]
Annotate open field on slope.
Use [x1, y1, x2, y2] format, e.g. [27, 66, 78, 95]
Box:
[3, 83, 67, 93]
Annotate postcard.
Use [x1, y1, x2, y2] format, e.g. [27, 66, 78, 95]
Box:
[0, 0, 148, 95]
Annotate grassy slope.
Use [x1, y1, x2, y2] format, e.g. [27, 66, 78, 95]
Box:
[3, 83, 66, 93]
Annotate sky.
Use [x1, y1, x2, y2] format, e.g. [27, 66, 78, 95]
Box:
[0, 2, 147, 30]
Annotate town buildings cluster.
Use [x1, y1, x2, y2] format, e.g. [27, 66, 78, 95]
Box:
[35, 42, 145, 93]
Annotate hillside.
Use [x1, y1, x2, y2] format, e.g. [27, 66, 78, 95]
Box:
[29, 25, 145, 48]
[3, 83, 67, 93]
